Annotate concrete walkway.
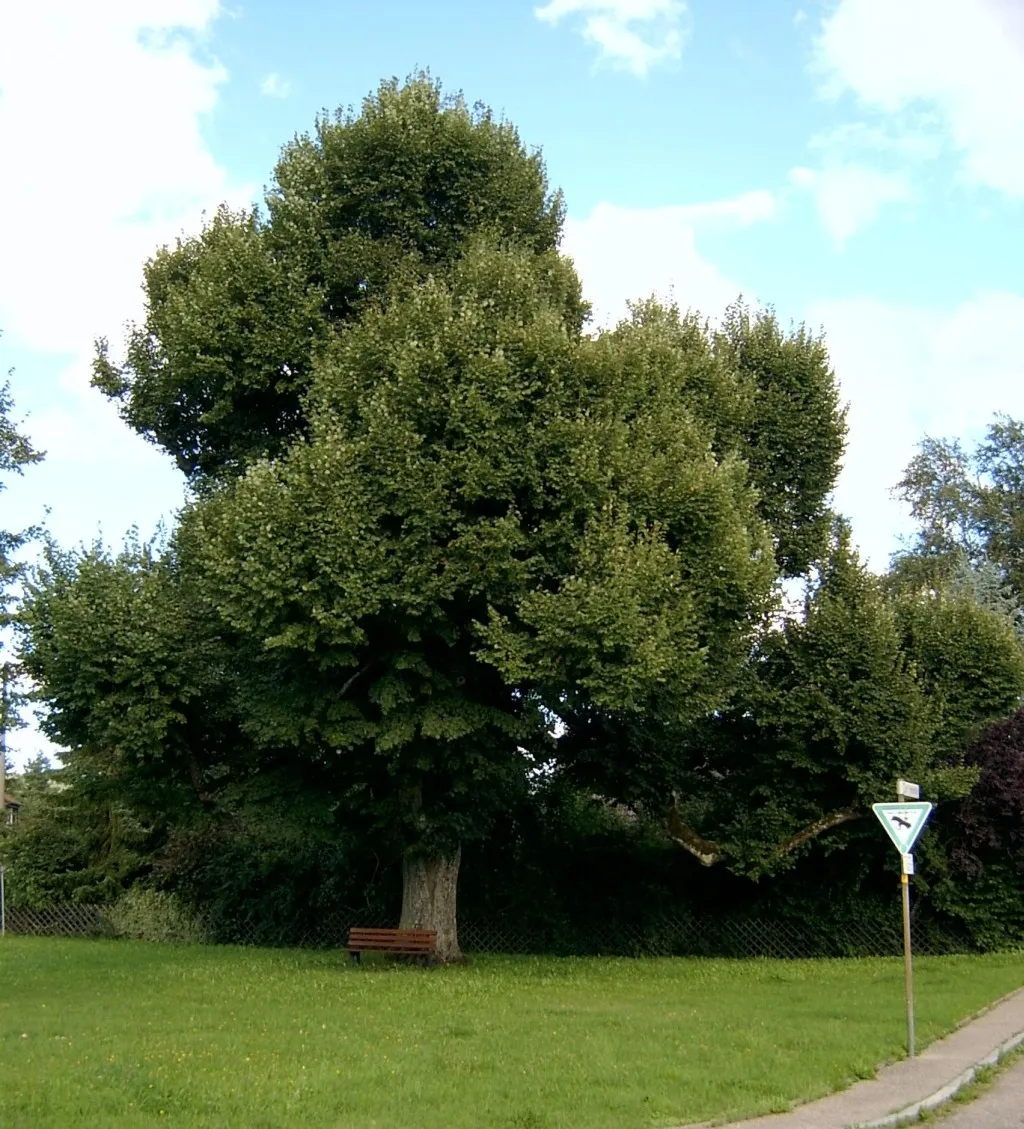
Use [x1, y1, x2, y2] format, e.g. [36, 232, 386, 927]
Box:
[937, 1054, 1024, 1129]
[679, 987, 1024, 1129]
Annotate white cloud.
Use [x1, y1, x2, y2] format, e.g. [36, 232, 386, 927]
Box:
[789, 164, 912, 248]
[812, 0, 1024, 196]
[0, 1, 251, 359]
[810, 291, 1024, 569]
[0, 1, 254, 478]
[562, 190, 775, 327]
[535, 0, 689, 75]
[808, 119, 943, 163]
[260, 71, 291, 98]
[0, 2, 249, 766]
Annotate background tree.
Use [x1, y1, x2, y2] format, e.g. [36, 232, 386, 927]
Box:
[886, 414, 1024, 945]
[0, 364, 43, 808]
[19, 535, 249, 821]
[649, 521, 1024, 876]
[894, 414, 1024, 598]
[0, 754, 154, 907]
[0, 380, 42, 593]
[926, 707, 1024, 948]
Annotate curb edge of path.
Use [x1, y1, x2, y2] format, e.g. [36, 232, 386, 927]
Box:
[846, 1027, 1024, 1129]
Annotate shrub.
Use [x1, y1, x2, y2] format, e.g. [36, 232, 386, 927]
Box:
[106, 886, 208, 943]
[927, 707, 1024, 948]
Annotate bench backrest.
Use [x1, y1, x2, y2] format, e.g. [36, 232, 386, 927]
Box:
[347, 927, 437, 951]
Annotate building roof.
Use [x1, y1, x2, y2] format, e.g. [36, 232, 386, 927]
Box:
[3, 793, 21, 809]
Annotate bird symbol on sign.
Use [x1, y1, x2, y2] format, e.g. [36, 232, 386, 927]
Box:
[892, 815, 911, 830]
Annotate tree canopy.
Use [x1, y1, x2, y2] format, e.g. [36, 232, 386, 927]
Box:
[92, 75, 573, 485]
[712, 302, 846, 576]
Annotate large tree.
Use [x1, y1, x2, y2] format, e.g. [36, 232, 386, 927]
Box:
[29, 74, 848, 960]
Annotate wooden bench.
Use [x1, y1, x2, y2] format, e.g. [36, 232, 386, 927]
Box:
[346, 927, 437, 964]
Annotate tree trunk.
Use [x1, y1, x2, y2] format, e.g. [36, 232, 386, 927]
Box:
[398, 846, 464, 963]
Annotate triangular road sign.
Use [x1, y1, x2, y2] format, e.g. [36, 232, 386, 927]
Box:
[872, 802, 933, 854]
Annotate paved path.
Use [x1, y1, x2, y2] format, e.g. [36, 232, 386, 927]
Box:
[677, 987, 1024, 1129]
[938, 1054, 1024, 1129]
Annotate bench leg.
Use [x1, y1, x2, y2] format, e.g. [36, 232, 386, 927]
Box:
[349, 950, 361, 965]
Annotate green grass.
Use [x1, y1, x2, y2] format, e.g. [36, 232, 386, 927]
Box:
[1, 939, 1022, 1129]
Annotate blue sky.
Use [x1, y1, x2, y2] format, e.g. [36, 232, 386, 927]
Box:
[1, 0, 1022, 763]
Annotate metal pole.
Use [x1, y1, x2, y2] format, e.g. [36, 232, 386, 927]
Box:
[901, 870, 915, 1058]
[1, 864, 6, 938]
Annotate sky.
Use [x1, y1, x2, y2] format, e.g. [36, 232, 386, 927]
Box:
[0, 0, 1022, 764]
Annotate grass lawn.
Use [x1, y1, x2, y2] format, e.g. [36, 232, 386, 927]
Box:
[1, 938, 1022, 1129]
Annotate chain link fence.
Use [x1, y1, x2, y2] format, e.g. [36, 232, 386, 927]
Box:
[4, 902, 1011, 958]
[4, 905, 110, 938]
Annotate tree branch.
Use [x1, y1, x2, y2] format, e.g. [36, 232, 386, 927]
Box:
[773, 807, 861, 858]
[667, 797, 722, 866]
[339, 664, 371, 698]
[665, 796, 862, 868]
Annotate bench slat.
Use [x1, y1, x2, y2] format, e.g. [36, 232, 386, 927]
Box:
[348, 937, 435, 945]
[347, 943, 435, 950]
[348, 938, 435, 946]
[347, 930, 435, 937]
[348, 942, 435, 948]
[348, 929, 436, 939]
[349, 943, 433, 952]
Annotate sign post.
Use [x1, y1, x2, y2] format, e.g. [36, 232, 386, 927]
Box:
[900, 852, 914, 1056]
[872, 791, 932, 1059]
